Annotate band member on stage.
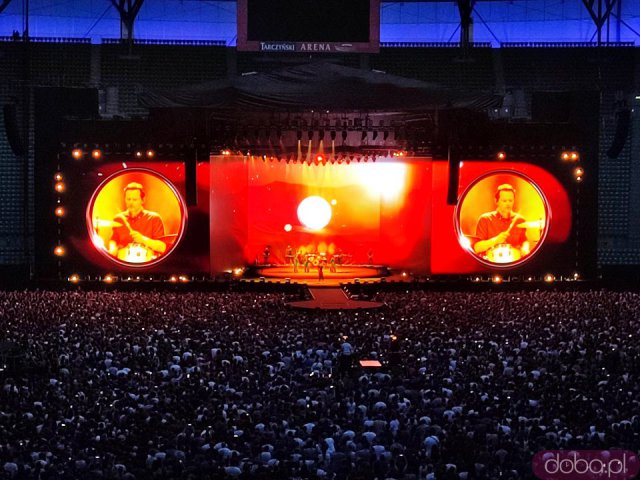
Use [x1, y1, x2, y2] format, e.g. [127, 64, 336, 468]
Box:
[285, 244, 294, 265]
[329, 256, 337, 273]
[304, 255, 311, 273]
[109, 182, 166, 256]
[318, 263, 324, 281]
[473, 184, 529, 256]
[367, 249, 374, 265]
[263, 245, 271, 265]
[293, 253, 299, 273]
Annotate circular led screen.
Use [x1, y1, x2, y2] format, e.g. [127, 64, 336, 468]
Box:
[455, 171, 549, 268]
[86, 169, 187, 268]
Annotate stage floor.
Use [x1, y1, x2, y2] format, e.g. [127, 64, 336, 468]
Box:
[246, 265, 389, 287]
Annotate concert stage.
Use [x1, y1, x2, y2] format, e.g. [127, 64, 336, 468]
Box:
[245, 264, 390, 286]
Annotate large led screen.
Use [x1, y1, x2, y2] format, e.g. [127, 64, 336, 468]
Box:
[431, 161, 573, 274]
[210, 155, 432, 273]
[53, 161, 210, 275]
[87, 169, 186, 267]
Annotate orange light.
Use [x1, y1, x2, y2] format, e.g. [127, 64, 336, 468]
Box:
[103, 274, 114, 284]
[544, 273, 555, 283]
[54, 172, 63, 182]
[169, 275, 178, 283]
[71, 148, 83, 160]
[135, 151, 143, 158]
[562, 151, 579, 162]
[91, 149, 102, 160]
[178, 275, 189, 283]
[54, 206, 65, 217]
[492, 274, 503, 284]
[574, 167, 584, 177]
[497, 151, 507, 160]
[221, 149, 231, 156]
[53, 245, 65, 257]
[316, 155, 324, 162]
[68, 274, 80, 284]
[146, 149, 155, 158]
[54, 182, 65, 193]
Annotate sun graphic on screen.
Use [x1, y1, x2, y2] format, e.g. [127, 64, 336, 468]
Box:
[297, 196, 332, 230]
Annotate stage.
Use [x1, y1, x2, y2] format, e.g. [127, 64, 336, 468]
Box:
[244, 264, 391, 287]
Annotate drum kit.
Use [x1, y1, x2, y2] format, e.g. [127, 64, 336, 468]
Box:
[473, 219, 545, 264]
[92, 218, 177, 263]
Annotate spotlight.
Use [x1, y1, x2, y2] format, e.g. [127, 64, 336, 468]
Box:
[316, 154, 324, 163]
[497, 151, 507, 160]
[53, 245, 65, 257]
[233, 268, 243, 276]
[71, 148, 83, 160]
[284, 224, 292, 232]
[54, 172, 63, 182]
[54, 206, 65, 217]
[91, 149, 102, 160]
[492, 274, 503, 284]
[178, 275, 189, 283]
[221, 149, 231, 156]
[54, 182, 65, 193]
[146, 149, 155, 158]
[562, 151, 579, 162]
[168, 275, 178, 283]
[574, 167, 584, 177]
[544, 273, 555, 283]
[135, 151, 143, 158]
[68, 274, 80, 284]
[103, 274, 114, 284]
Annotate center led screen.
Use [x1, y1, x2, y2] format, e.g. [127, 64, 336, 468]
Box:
[210, 156, 432, 273]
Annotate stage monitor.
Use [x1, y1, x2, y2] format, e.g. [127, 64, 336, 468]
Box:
[237, 0, 380, 53]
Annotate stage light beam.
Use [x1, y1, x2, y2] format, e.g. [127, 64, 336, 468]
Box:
[297, 196, 332, 230]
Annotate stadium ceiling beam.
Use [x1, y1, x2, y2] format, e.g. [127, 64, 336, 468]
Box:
[111, 0, 144, 48]
[457, 0, 476, 54]
[0, 0, 12, 15]
[581, 0, 618, 45]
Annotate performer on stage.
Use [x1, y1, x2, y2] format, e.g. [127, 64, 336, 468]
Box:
[263, 245, 271, 265]
[109, 182, 166, 258]
[329, 256, 337, 273]
[293, 253, 299, 273]
[285, 244, 294, 265]
[367, 249, 374, 265]
[473, 184, 529, 258]
[318, 263, 324, 281]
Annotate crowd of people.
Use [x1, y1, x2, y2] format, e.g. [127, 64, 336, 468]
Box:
[0, 288, 639, 479]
